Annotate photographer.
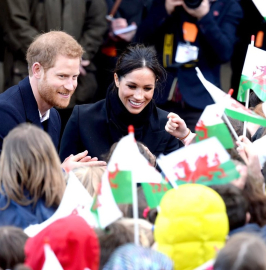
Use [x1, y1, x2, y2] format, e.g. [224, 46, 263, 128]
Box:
[136, 0, 243, 131]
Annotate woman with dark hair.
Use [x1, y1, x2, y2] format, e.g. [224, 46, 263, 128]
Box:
[60, 44, 189, 161]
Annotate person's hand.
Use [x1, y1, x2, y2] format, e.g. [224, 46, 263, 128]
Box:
[165, 0, 183, 15]
[61, 150, 107, 172]
[79, 60, 90, 76]
[110, 18, 136, 42]
[182, 0, 210, 20]
[236, 136, 264, 183]
[231, 162, 248, 190]
[165, 112, 189, 139]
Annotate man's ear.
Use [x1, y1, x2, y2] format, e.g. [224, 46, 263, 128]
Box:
[114, 73, 119, 88]
[31, 62, 43, 79]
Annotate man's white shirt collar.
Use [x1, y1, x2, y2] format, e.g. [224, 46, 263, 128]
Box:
[39, 109, 50, 123]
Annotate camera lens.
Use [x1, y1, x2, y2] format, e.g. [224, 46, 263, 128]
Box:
[184, 0, 202, 9]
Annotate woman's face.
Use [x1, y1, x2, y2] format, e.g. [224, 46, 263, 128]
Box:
[115, 67, 156, 114]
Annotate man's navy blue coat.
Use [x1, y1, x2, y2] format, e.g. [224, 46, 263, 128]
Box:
[0, 77, 61, 152]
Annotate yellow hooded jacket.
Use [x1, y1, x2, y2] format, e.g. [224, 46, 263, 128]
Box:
[154, 184, 229, 270]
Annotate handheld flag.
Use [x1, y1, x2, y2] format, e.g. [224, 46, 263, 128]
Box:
[195, 103, 234, 149]
[157, 137, 239, 186]
[196, 67, 266, 127]
[107, 126, 162, 204]
[90, 171, 123, 229]
[238, 45, 266, 102]
[141, 177, 172, 208]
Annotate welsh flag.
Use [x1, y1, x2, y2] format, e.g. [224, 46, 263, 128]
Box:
[141, 177, 172, 208]
[238, 45, 266, 102]
[196, 67, 266, 127]
[157, 137, 239, 186]
[42, 243, 63, 270]
[252, 0, 266, 21]
[107, 127, 162, 204]
[195, 103, 234, 149]
[24, 172, 97, 237]
[90, 171, 123, 229]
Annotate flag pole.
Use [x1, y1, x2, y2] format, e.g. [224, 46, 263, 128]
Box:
[243, 35, 255, 137]
[128, 125, 140, 246]
[223, 89, 241, 142]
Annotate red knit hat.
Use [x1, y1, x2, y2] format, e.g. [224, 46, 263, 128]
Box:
[24, 215, 100, 270]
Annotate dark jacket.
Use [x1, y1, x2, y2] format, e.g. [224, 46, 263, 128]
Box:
[1, 0, 107, 104]
[59, 99, 180, 161]
[136, 0, 243, 109]
[0, 194, 56, 229]
[0, 77, 61, 152]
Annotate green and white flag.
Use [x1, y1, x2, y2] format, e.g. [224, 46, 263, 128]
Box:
[157, 137, 239, 186]
[238, 45, 266, 102]
[91, 171, 123, 229]
[252, 0, 266, 21]
[107, 131, 162, 204]
[196, 67, 266, 127]
[195, 103, 234, 149]
[141, 177, 172, 208]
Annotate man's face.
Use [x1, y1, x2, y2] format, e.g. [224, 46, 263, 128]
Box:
[38, 55, 80, 108]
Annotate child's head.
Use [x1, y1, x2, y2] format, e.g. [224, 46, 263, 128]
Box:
[211, 184, 249, 231]
[214, 233, 266, 270]
[73, 166, 105, 196]
[0, 227, 28, 270]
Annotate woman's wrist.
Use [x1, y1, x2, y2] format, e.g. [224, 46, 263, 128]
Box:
[177, 128, 191, 141]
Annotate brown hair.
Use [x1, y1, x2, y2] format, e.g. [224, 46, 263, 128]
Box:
[242, 174, 266, 226]
[254, 103, 266, 119]
[0, 227, 28, 269]
[0, 123, 65, 208]
[95, 221, 135, 269]
[26, 31, 84, 75]
[214, 233, 266, 270]
[73, 166, 105, 196]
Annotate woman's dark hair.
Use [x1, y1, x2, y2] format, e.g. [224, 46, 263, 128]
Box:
[0, 226, 28, 269]
[114, 44, 166, 93]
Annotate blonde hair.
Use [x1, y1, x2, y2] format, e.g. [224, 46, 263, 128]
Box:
[26, 31, 84, 75]
[0, 124, 65, 208]
[73, 166, 105, 196]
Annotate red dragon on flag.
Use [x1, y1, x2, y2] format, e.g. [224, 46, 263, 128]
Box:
[174, 153, 226, 183]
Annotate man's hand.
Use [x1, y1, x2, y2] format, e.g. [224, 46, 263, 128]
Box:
[110, 18, 136, 42]
[165, 0, 183, 15]
[182, 0, 210, 20]
[61, 150, 107, 172]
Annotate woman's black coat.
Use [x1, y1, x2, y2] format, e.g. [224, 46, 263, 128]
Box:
[59, 99, 180, 161]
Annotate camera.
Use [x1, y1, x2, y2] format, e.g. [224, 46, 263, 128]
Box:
[184, 0, 202, 9]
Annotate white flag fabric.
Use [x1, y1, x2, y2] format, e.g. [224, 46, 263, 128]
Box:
[41, 243, 63, 270]
[108, 132, 162, 183]
[196, 67, 266, 127]
[252, 0, 266, 19]
[90, 171, 123, 229]
[238, 45, 266, 102]
[25, 172, 97, 237]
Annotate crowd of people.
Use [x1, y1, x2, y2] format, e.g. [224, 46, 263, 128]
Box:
[0, 0, 266, 269]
